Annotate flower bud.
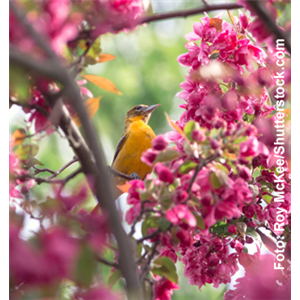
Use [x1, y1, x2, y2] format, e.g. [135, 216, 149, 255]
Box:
[152, 135, 169, 151]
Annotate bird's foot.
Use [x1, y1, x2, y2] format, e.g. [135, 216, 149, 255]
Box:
[130, 172, 140, 180]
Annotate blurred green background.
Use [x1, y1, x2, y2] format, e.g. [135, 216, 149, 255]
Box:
[9, 1, 242, 299]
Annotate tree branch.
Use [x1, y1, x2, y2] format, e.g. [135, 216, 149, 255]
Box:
[140, 241, 159, 282]
[107, 166, 136, 181]
[138, 3, 242, 25]
[10, 3, 142, 298]
[69, 3, 243, 45]
[246, 0, 291, 54]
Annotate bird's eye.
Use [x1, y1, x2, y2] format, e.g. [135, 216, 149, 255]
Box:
[135, 106, 143, 111]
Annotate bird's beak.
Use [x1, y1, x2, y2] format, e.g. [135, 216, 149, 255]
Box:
[143, 104, 161, 114]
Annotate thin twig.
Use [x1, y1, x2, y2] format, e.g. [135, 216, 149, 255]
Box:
[16, 168, 82, 186]
[96, 255, 119, 269]
[140, 241, 160, 282]
[137, 229, 161, 244]
[138, 3, 242, 25]
[187, 153, 219, 195]
[68, 3, 243, 45]
[47, 158, 78, 179]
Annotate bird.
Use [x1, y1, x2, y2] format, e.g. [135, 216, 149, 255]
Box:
[91, 103, 160, 213]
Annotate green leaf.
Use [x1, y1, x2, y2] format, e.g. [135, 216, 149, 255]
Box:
[194, 214, 206, 230]
[108, 269, 122, 286]
[25, 157, 44, 169]
[154, 149, 179, 163]
[151, 267, 163, 277]
[233, 136, 247, 144]
[209, 170, 229, 189]
[179, 160, 197, 174]
[75, 245, 96, 287]
[262, 194, 272, 204]
[15, 144, 39, 161]
[214, 163, 229, 174]
[141, 216, 159, 236]
[184, 121, 195, 141]
[158, 218, 171, 232]
[252, 169, 261, 179]
[136, 243, 143, 257]
[154, 257, 178, 283]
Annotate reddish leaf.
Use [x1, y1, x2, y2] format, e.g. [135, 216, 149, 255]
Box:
[11, 128, 27, 147]
[96, 53, 116, 63]
[82, 74, 122, 95]
[73, 96, 101, 127]
[165, 113, 186, 138]
[209, 18, 223, 32]
[116, 183, 131, 193]
[227, 10, 235, 26]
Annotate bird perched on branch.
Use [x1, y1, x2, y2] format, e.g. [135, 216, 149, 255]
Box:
[91, 103, 160, 213]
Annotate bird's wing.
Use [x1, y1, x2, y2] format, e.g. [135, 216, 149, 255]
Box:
[111, 132, 128, 165]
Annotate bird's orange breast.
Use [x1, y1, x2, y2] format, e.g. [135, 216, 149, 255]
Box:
[112, 120, 155, 184]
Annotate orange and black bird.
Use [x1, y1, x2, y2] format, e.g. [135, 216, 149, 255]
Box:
[91, 104, 160, 213]
[111, 104, 160, 185]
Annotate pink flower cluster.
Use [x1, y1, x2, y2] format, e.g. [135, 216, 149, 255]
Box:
[83, 0, 144, 38]
[10, 219, 79, 287]
[10, 0, 144, 56]
[224, 248, 291, 300]
[182, 234, 238, 290]
[133, 9, 291, 296]
[10, 0, 82, 55]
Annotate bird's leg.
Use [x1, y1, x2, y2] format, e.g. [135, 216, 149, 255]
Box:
[129, 172, 140, 180]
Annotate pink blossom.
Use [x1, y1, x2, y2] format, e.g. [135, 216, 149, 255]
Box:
[243, 203, 256, 219]
[228, 225, 237, 234]
[154, 276, 179, 300]
[171, 188, 188, 204]
[239, 10, 251, 30]
[141, 148, 159, 166]
[159, 248, 177, 263]
[152, 134, 169, 151]
[237, 165, 252, 181]
[78, 209, 109, 251]
[154, 163, 174, 184]
[182, 234, 238, 290]
[166, 205, 196, 227]
[10, 221, 79, 286]
[225, 252, 290, 300]
[25, 87, 53, 135]
[56, 184, 88, 212]
[221, 89, 238, 111]
[125, 202, 141, 225]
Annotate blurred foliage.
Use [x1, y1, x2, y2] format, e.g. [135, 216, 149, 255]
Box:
[10, 1, 242, 298]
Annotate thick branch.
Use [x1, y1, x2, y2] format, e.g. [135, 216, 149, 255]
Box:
[10, 3, 142, 297]
[9, 47, 65, 82]
[246, 0, 291, 54]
